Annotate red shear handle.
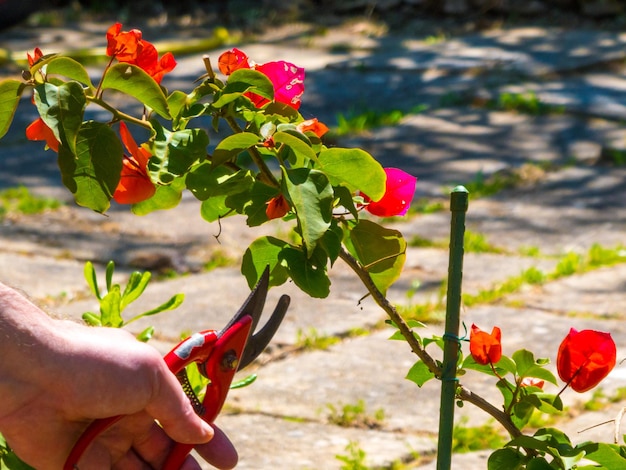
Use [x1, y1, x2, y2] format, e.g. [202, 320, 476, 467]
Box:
[163, 317, 253, 470]
[63, 415, 123, 470]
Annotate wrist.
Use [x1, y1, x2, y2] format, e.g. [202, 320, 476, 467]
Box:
[0, 283, 61, 425]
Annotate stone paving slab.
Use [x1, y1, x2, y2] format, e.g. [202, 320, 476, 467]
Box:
[215, 414, 436, 470]
[484, 73, 626, 122]
[342, 109, 626, 196]
[509, 263, 626, 318]
[396, 166, 626, 256]
[328, 28, 626, 77]
[0, 251, 89, 300]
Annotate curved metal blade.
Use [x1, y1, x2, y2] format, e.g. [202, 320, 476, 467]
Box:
[238, 294, 290, 370]
[219, 267, 270, 337]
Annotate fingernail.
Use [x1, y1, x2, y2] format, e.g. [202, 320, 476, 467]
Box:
[200, 421, 214, 441]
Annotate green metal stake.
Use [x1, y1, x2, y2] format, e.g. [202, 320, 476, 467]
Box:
[436, 185, 469, 470]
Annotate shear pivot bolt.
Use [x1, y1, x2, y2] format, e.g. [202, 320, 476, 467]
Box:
[221, 350, 239, 371]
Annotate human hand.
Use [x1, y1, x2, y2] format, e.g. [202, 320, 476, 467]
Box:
[0, 283, 238, 469]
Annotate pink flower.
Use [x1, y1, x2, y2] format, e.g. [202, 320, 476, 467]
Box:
[253, 61, 304, 109]
[217, 49, 305, 110]
[363, 168, 417, 217]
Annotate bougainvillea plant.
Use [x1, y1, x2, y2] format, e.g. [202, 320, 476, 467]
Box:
[0, 23, 622, 469]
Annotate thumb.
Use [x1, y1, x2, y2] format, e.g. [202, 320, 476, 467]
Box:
[146, 365, 214, 444]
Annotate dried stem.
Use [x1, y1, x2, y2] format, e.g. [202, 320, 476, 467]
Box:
[615, 407, 626, 444]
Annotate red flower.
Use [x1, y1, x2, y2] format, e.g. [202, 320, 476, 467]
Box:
[217, 48, 250, 75]
[134, 41, 176, 84]
[27, 47, 43, 67]
[266, 194, 290, 220]
[26, 117, 59, 152]
[296, 118, 329, 138]
[469, 324, 502, 366]
[106, 23, 176, 84]
[113, 122, 155, 205]
[217, 49, 305, 110]
[362, 168, 417, 217]
[557, 328, 616, 393]
[106, 23, 142, 63]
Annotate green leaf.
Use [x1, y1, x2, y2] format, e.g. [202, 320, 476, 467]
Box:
[167, 90, 188, 122]
[136, 326, 155, 342]
[57, 121, 123, 213]
[212, 68, 273, 108]
[318, 147, 386, 201]
[318, 221, 343, 265]
[149, 122, 209, 184]
[274, 130, 317, 165]
[125, 293, 185, 324]
[333, 185, 360, 219]
[0, 80, 27, 139]
[522, 393, 563, 414]
[579, 442, 626, 468]
[511, 399, 534, 430]
[406, 360, 435, 387]
[525, 457, 553, 470]
[81, 312, 102, 326]
[200, 196, 230, 222]
[280, 246, 330, 298]
[121, 271, 151, 310]
[34, 81, 86, 154]
[101, 63, 170, 119]
[83, 261, 101, 299]
[46, 56, 94, 89]
[226, 181, 278, 227]
[462, 354, 516, 377]
[241, 236, 291, 288]
[0, 449, 36, 470]
[513, 349, 558, 385]
[343, 219, 406, 294]
[211, 132, 260, 167]
[105, 260, 115, 292]
[100, 285, 123, 327]
[284, 168, 333, 255]
[186, 164, 254, 200]
[487, 448, 524, 470]
[131, 182, 184, 215]
[231, 374, 257, 389]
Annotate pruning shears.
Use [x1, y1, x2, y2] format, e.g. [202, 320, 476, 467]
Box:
[63, 268, 289, 470]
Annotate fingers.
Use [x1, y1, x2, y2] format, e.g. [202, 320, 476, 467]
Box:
[195, 425, 238, 470]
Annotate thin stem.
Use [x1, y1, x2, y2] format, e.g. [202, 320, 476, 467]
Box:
[338, 247, 440, 376]
[458, 386, 523, 439]
[338, 246, 525, 442]
[95, 56, 116, 99]
[224, 115, 279, 187]
[90, 97, 153, 130]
